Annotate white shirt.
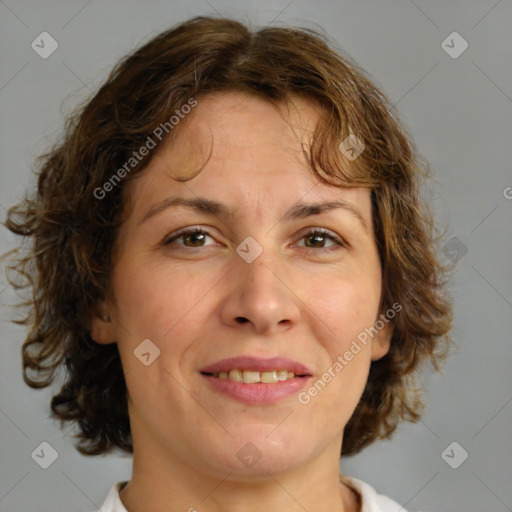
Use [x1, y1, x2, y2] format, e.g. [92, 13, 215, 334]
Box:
[96, 477, 407, 512]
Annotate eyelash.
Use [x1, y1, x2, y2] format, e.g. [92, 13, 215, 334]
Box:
[162, 226, 346, 251]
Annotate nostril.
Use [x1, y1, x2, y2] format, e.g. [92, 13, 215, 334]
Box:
[236, 317, 249, 324]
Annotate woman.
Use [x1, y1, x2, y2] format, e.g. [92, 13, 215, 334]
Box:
[4, 16, 452, 512]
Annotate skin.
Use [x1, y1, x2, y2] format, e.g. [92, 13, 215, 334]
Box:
[91, 91, 393, 512]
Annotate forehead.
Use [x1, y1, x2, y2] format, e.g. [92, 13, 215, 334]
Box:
[157, 91, 324, 175]
[122, 91, 371, 223]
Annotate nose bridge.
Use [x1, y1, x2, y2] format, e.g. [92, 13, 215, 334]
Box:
[220, 236, 300, 333]
[235, 238, 283, 300]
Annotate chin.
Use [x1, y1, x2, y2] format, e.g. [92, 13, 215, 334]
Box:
[201, 430, 314, 480]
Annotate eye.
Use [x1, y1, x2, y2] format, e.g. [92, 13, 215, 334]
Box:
[162, 226, 345, 251]
[296, 228, 345, 250]
[163, 226, 216, 248]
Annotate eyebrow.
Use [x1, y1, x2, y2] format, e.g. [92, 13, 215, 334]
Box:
[139, 196, 369, 232]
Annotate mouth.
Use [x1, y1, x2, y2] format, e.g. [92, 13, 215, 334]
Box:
[199, 356, 313, 404]
[199, 355, 312, 379]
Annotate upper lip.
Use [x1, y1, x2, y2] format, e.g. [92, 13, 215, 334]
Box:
[200, 356, 312, 375]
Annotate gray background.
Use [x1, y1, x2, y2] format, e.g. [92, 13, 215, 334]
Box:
[1, 1, 511, 511]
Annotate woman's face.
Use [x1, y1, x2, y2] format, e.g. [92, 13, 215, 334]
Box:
[93, 91, 391, 478]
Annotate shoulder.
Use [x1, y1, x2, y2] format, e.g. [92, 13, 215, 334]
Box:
[344, 476, 408, 512]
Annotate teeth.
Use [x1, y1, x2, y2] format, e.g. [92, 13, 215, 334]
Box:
[229, 369, 243, 382]
[261, 371, 278, 383]
[212, 370, 298, 383]
[242, 370, 261, 383]
[277, 370, 288, 381]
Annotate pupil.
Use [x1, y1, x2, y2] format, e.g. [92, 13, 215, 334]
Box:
[186, 233, 204, 246]
[308, 235, 324, 247]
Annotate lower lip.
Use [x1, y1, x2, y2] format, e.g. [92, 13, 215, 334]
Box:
[201, 374, 312, 404]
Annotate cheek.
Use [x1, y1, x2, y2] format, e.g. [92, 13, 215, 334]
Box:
[110, 258, 216, 382]
[112, 258, 205, 337]
[308, 271, 381, 354]
[298, 271, 381, 412]
[298, 281, 378, 429]
[110, 262, 207, 408]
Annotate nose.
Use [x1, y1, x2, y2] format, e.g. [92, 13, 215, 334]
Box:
[218, 248, 301, 336]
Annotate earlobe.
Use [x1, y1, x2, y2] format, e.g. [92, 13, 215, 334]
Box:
[90, 305, 117, 345]
[370, 318, 393, 361]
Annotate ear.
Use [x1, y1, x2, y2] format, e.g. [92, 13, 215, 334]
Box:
[90, 301, 117, 345]
[370, 316, 393, 361]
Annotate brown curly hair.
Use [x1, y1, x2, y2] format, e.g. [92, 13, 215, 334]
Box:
[3, 16, 452, 456]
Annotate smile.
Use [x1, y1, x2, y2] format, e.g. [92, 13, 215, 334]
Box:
[199, 356, 313, 404]
[204, 369, 305, 383]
